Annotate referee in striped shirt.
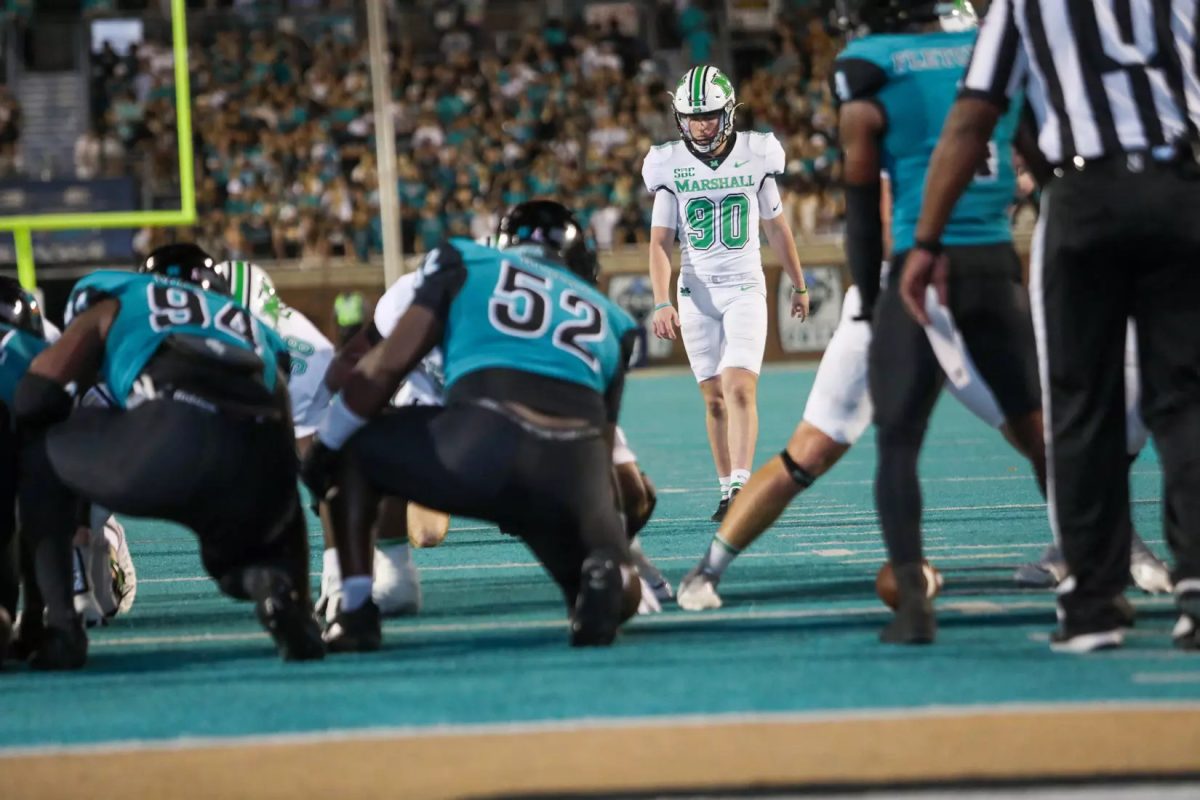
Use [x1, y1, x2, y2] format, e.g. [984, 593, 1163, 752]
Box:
[900, 0, 1200, 652]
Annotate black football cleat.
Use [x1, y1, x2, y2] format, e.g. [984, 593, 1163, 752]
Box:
[570, 556, 623, 647]
[1173, 588, 1200, 650]
[880, 562, 936, 645]
[245, 567, 325, 662]
[710, 488, 740, 523]
[30, 618, 88, 671]
[10, 610, 44, 662]
[1049, 626, 1124, 653]
[710, 498, 729, 523]
[323, 598, 382, 653]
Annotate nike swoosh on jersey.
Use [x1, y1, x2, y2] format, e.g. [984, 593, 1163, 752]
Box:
[739, 285, 756, 291]
[734, 160, 749, 168]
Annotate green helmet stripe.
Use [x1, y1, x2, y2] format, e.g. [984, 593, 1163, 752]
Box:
[231, 260, 249, 307]
[692, 66, 704, 107]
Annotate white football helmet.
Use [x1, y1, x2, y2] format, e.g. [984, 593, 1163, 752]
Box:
[213, 260, 283, 326]
[672, 65, 739, 154]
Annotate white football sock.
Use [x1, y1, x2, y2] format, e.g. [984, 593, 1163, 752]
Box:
[322, 548, 341, 581]
[702, 534, 740, 577]
[730, 469, 751, 490]
[719, 475, 732, 499]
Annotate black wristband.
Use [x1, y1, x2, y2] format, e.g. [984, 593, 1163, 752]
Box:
[914, 238, 944, 255]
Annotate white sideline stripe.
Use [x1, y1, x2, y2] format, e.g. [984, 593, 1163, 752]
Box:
[86, 598, 1155, 651]
[1, 700, 1195, 760]
[1132, 672, 1200, 684]
[137, 539, 973, 585]
[648, 499, 1158, 526]
[87, 605, 887, 648]
[840, 553, 1024, 564]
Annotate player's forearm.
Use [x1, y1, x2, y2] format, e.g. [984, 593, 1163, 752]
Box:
[341, 307, 441, 418]
[323, 326, 374, 394]
[648, 238, 674, 305]
[844, 182, 884, 306]
[915, 98, 1001, 244]
[28, 303, 109, 389]
[764, 219, 806, 289]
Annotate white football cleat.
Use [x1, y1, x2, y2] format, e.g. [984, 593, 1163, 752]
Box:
[677, 567, 722, 612]
[629, 537, 673, 603]
[74, 591, 106, 628]
[94, 516, 136, 617]
[316, 560, 343, 626]
[636, 576, 663, 615]
[1130, 534, 1172, 595]
[373, 543, 421, 616]
[71, 545, 106, 628]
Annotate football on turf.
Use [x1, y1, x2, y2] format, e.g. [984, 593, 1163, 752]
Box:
[875, 560, 944, 610]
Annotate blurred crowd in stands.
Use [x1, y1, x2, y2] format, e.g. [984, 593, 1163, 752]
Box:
[2, 0, 1027, 266]
[81, 0, 847, 264]
[0, 86, 20, 177]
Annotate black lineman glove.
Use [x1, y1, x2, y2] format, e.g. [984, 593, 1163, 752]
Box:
[300, 440, 341, 506]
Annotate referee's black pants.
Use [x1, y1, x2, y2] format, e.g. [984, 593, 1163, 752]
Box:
[1035, 157, 1200, 631]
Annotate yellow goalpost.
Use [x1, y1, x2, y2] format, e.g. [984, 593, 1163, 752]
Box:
[0, 0, 196, 289]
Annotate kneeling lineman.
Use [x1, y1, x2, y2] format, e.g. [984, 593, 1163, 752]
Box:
[14, 244, 324, 668]
[304, 201, 645, 650]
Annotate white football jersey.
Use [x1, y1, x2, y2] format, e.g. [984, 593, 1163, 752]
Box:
[642, 131, 785, 279]
[269, 305, 335, 438]
[373, 271, 446, 406]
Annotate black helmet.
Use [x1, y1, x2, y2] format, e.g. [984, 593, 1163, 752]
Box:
[496, 200, 600, 284]
[0, 276, 44, 339]
[834, 1, 976, 34]
[140, 243, 229, 295]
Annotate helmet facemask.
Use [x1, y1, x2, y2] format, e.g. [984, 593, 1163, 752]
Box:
[675, 104, 738, 155]
[672, 66, 739, 155]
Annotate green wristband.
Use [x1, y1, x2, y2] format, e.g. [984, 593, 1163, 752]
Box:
[792, 285, 808, 295]
[654, 302, 672, 311]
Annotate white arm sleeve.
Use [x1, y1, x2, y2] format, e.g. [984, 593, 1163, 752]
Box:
[757, 176, 784, 220]
[650, 190, 679, 229]
[373, 273, 418, 338]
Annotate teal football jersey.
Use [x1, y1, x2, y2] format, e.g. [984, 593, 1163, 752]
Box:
[0, 323, 47, 406]
[66, 271, 289, 408]
[832, 30, 1022, 253]
[421, 238, 638, 396]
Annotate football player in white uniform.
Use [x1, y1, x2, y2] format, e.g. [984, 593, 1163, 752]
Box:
[212, 262, 423, 620]
[645, 65, 809, 522]
[214, 261, 336, 439]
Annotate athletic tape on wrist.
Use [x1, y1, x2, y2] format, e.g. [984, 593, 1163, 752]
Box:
[317, 394, 368, 450]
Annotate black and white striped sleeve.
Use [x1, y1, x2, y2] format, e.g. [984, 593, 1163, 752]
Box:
[958, 0, 1028, 110]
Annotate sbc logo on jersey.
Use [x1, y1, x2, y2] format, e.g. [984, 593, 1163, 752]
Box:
[674, 166, 695, 180]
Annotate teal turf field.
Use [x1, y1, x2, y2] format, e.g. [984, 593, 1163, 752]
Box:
[1, 366, 1196, 751]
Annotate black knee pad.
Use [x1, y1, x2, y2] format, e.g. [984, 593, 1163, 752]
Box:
[778, 449, 816, 489]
